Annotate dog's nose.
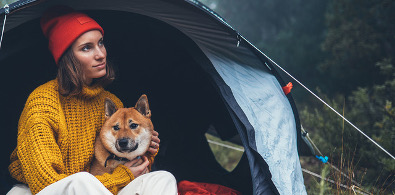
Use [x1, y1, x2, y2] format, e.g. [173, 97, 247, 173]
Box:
[118, 138, 129, 149]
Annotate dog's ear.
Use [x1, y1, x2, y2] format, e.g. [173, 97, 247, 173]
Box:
[135, 94, 151, 118]
[105, 98, 118, 119]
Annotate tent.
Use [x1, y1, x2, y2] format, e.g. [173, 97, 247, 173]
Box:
[0, 0, 313, 194]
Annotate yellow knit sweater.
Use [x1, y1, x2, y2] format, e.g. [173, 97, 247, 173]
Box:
[9, 79, 152, 194]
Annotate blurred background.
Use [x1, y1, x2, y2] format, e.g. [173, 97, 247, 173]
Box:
[1, 0, 394, 194]
[197, 0, 394, 194]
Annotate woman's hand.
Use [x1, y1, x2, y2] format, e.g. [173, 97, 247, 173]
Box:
[124, 156, 150, 177]
[147, 130, 160, 155]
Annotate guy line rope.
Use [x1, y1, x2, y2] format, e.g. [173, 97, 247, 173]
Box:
[242, 35, 394, 160]
[1, 2, 392, 159]
[207, 138, 370, 194]
[301, 126, 361, 187]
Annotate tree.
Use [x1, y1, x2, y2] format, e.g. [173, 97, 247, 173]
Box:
[200, 0, 329, 102]
[301, 59, 395, 191]
[320, 0, 395, 95]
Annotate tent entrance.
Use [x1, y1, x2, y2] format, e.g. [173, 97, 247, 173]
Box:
[102, 11, 252, 194]
[1, 10, 252, 194]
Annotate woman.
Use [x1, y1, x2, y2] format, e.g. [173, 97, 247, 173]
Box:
[7, 6, 177, 195]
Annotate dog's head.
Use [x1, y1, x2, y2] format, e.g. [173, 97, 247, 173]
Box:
[100, 94, 153, 160]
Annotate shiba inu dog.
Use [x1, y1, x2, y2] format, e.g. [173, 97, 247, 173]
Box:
[90, 94, 154, 175]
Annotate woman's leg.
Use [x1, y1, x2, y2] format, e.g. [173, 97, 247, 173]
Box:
[118, 171, 177, 195]
[7, 184, 32, 195]
[37, 172, 112, 195]
[7, 172, 113, 195]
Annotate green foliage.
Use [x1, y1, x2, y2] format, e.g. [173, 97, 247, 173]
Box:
[289, 0, 394, 191]
[201, 0, 394, 192]
[303, 164, 333, 195]
[347, 59, 395, 173]
[0, 0, 17, 8]
[318, 164, 331, 195]
[205, 133, 244, 172]
[300, 59, 395, 191]
[321, 0, 395, 94]
[199, 0, 329, 101]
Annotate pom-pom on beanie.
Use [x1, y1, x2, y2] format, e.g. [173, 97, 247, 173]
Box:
[40, 6, 104, 64]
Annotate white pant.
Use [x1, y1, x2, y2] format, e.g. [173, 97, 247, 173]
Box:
[7, 171, 177, 195]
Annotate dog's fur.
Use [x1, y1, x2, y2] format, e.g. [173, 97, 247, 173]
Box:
[90, 95, 154, 175]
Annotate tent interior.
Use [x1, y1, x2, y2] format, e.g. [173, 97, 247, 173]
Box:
[0, 10, 254, 194]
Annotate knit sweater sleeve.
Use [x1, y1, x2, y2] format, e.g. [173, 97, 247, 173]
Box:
[9, 83, 68, 194]
[95, 165, 135, 194]
[94, 146, 158, 194]
[147, 148, 158, 171]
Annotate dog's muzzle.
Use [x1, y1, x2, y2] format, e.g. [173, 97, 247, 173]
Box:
[116, 138, 138, 152]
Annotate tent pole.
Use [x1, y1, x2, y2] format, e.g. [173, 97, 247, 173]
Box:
[0, 4, 9, 50]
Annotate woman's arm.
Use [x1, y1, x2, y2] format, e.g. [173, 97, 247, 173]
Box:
[9, 85, 137, 194]
[9, 87, 68, 194]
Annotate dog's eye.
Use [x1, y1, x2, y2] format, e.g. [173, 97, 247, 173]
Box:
[113, 125, 120, 131]
[130, 123, 138, 129]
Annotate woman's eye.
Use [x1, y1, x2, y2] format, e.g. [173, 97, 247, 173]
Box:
[98, 39, 104, 46]
[130, 123, 138, 129]
[113, 125, 120, 130]
[82, 45, 91, 51]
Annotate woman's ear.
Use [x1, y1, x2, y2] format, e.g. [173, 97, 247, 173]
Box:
[104, 98, 117, 119]
[135, 94, 151, 118]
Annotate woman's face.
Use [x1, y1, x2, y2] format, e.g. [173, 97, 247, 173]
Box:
[71, 30, 107, 85]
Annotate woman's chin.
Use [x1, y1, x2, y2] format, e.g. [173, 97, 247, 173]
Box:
[94, 70, 107, 79]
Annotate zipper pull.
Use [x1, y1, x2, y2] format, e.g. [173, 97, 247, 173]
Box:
[236, 34, 241, 47]
[0, 4, 10, 49]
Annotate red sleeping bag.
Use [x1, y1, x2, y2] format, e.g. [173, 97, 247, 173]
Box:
[178, 180, 242, 195]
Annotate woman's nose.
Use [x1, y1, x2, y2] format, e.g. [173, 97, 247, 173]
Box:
[95, 47, 106, 60]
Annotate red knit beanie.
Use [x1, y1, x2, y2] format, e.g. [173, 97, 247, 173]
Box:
[40, 6, 104, 64]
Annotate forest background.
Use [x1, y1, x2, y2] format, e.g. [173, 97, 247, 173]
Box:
[197, 0, 394, 194]
[1, 0, 394, 194]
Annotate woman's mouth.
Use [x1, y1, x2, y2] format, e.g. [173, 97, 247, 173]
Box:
[94, 62, 106, 69]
